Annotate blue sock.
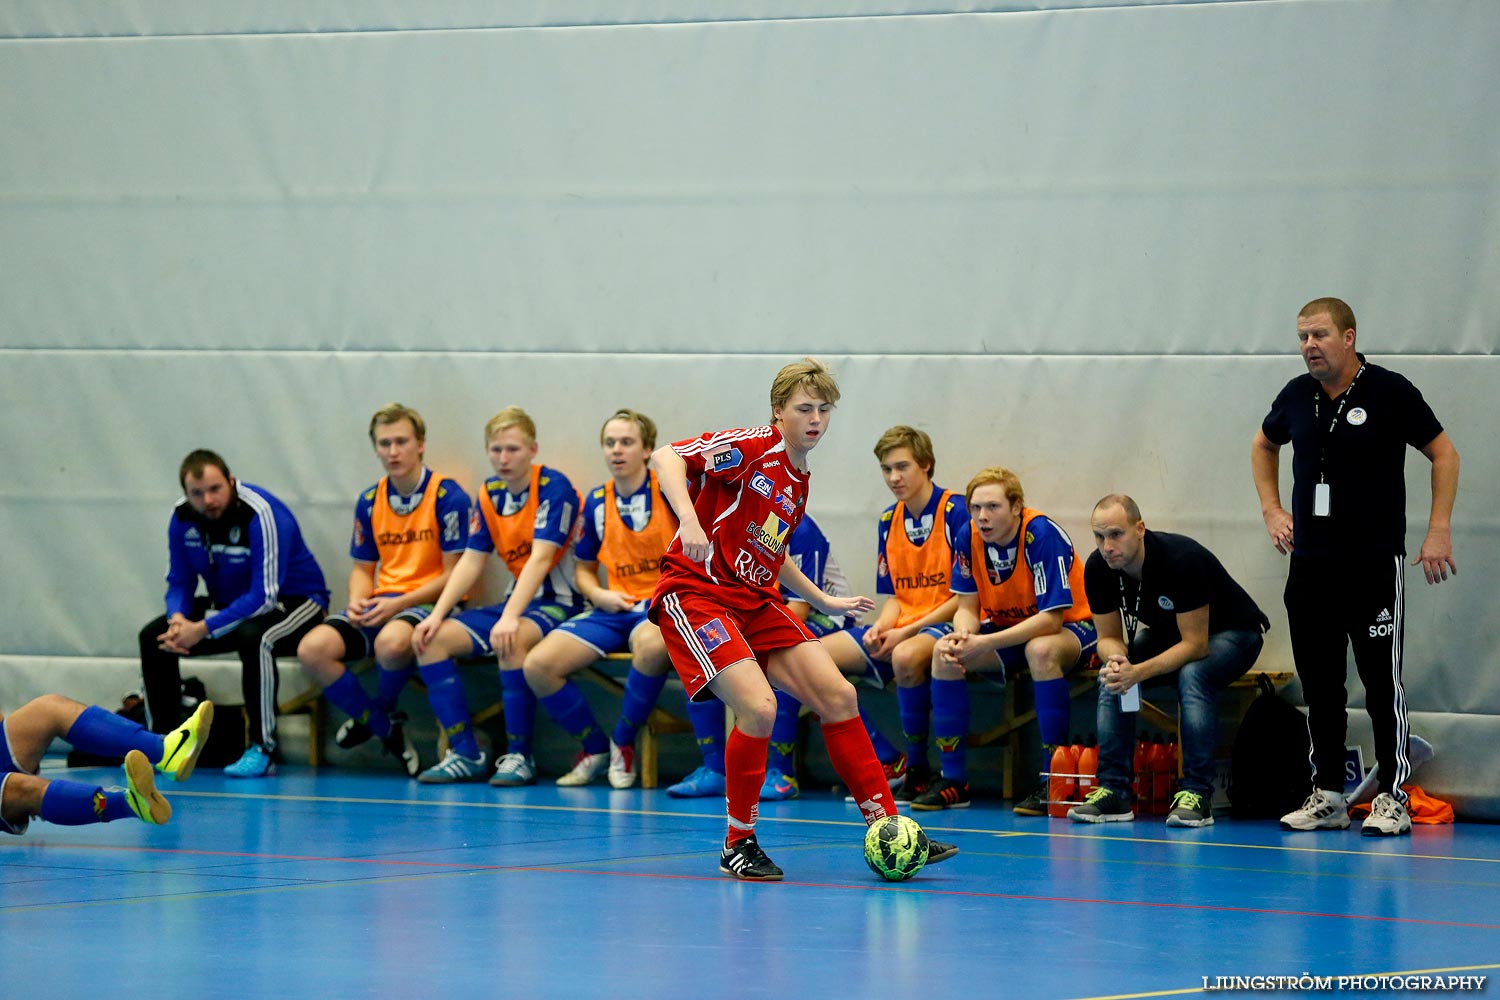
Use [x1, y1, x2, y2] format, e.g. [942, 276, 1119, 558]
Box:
[612, 669, 669, 748]
[1034, 677, 1071, 747]
[65, 706, 163, 762]
[861, 707, 902, 764]
[768, 690, 800, 773]
[323, 671, 385, 736]
[500, 668, 538, 757]
[686, 697, 726, 774]
[931, 677, 970, 782]
[375, 664, 416, 715]
[896, 680, 933, 770]
[419, 659, 479, 759]
[539, 682, 608, 754]
[41, 780, 132, 825]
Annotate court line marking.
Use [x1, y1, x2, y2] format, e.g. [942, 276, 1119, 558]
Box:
[8, 841, 1500, 932]
[1074, 962, 1500, 1000]
[164, 788, 1500, 865]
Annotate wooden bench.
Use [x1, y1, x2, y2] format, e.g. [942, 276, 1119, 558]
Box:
[968, 669, 1294, 798]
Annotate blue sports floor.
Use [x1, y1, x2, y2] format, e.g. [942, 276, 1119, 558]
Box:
[4, 766, 1499, 1000]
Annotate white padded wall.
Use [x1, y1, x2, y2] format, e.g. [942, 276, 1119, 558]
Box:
[1, 0, 1495, 811]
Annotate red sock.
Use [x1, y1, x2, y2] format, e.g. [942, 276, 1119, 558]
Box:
[822, 715, 897, 825]
[724, 726, 770, 847]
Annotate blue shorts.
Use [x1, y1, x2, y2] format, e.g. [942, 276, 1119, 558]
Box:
[450, 599, 579, 656]
[1, 721, 32, 836]
[555, 606, 654, 657]
[836, 622, 953, 688]
[324, 605, 433, 661]
[983, 619, 1098, 677]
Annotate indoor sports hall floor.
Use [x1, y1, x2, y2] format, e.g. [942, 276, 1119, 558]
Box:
[5, 766, 1498, 999]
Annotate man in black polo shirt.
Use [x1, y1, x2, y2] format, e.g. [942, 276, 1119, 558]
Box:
[1069, 495, 1269, 827]
[1252, 297, 1459, 837]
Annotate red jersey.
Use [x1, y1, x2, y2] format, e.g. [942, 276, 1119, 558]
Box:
[651, 424, 808, 613]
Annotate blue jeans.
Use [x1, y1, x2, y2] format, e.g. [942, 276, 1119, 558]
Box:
[1096, 628, 1263, 798]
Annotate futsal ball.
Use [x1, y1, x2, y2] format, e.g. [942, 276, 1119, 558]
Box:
[864, 814, 930, 881]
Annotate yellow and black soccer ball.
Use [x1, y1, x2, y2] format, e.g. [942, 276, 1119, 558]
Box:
[864, 814, 930, 881]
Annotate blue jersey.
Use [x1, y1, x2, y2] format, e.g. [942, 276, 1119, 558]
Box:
[875, 487, 969, 596]
[780, 514, 856, 633]
[574, 476, 657, 563]
[466, 465, 581, 606]
[349, 468, 471, 563]
[165, 482, 330, 638]
[950, 514, 1079, 615]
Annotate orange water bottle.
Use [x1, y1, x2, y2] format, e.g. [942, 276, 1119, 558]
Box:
[1048, 743, 1079, 818]
[1077, 736, 1098, 801]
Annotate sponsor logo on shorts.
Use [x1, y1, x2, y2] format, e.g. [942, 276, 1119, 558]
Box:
[1369, 607, 1395, 637]
[696, 618, 732, 652]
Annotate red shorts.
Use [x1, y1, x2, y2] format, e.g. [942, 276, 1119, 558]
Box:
[654, 590, 816, 701]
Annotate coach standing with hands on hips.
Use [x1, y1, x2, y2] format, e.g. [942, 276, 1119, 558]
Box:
[1251, 297, 1459, 837]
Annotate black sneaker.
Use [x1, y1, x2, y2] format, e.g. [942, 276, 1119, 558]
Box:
[1068, 786, 1135, 824]
[1165, 789, 1213, 828]
[911, 777, 971, 812]
[894, 768, 932, 803]
[381, 712, 420, 778]
[335, 717, 373, 750]
[926, 839, 959, 865]
[719, 835, 785, 881]
[1012, 786, 1048, 816]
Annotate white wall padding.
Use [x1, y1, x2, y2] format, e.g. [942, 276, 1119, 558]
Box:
[1, 0, 1496, 812]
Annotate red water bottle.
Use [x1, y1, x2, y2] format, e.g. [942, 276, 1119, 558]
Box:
[1150, 736, 1176, 815]
[1077, 736, 1098, 801]
[1133, 736, 1153, 814]
[1048, 743, 1079, 818]
[1156, 734, 1180, 813]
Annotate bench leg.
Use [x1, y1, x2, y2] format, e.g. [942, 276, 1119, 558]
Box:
[641, 729, 659, 790]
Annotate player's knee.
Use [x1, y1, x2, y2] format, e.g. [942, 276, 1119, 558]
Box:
[737, 693, 777, 737]
[932, 658, 964, 681]
[814, 681, 859, 723]
[891, 652, 930, 687]
[1024, 640, 1065, 680]
[631, 632, 669, 672]
[372, 628, 414, 667]
[297, 628, 339, 676]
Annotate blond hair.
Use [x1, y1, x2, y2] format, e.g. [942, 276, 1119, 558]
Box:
[769, 357, 840, 409]
[484, 406, 537, 445]
[368, 403, 426, 443]
[873, 425, 936, 477]
[965, 466, 1024, 508]
[599, 408, 658, 451]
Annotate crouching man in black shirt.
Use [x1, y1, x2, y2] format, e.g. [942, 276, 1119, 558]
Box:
[1069, 495, 1269, 828]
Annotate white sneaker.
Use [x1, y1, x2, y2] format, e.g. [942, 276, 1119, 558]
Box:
[608, 741, 638, 789]
[1280, 788, 1351, 830]
[556, 750, 609, 787]
[489, 752, 537, 787]
[1361, 792, 1412, 837]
